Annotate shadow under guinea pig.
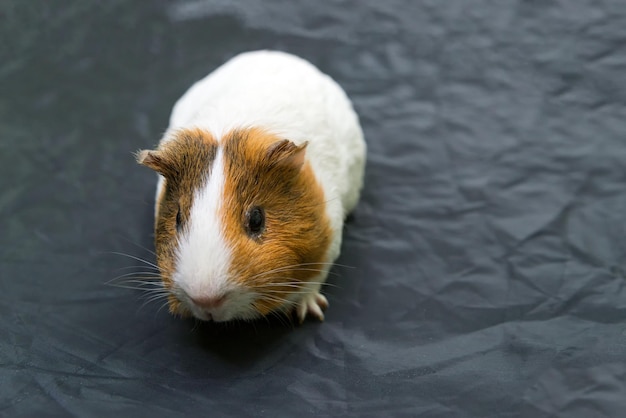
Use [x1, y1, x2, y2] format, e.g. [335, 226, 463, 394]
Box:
[171, 266, 343, 377]
[166, 313, 328, 379]
[186, 315, 297, 356]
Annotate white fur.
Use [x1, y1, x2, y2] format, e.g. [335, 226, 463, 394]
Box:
[157, 50, 366, 320]
[172, 150, 230, 293]
[171, 150, 261, 322]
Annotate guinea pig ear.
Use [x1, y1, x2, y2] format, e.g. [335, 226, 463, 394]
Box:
[266, 139, 308, 171]
[136, 149, 167, 173]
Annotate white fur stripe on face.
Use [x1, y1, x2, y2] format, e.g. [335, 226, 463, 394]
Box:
[173, 148, 232, 299]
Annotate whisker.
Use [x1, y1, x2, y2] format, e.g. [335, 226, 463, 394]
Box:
[106, 271, 161, 283]
[114, 265, 160, 272]
[116, 279, 166, 294]
[105, 278, 163, 287]
[258, 296, 285, 305]
[156, 300, 171, 316]
[248, 262, 353, 280]
[255, 281, 340, 289]
[139, 294, 170, 310]
[269, 309, 293, 328]
[260, 289, 317, 295]
[263, 311, 287, 326]
[250, 296, 293, 326]
[109, 252, 159, 269]
[144, 293, 169, 304]
[107, 278, 163, 286]
[190, 318, 201, 332]
[116, 235, 157, 257]
[287, 261, 354, 268]
[140, 290, 170, 300]
[250, 270, 340, 282]
[257, 262, 342, 270]
[260, 295, 295, 306]
[260, 311, 271, 327]
[271, 268, 340, 276]
[254, 284, 310, 290]
[106, 265, 167, 298]
[107, 284, 166, 292]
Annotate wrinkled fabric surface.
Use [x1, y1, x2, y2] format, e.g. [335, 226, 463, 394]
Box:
[2, 1, 626, 416]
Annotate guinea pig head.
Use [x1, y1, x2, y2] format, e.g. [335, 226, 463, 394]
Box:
[137, 128, 331, 322]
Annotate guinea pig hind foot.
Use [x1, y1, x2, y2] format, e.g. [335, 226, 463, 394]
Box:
[296, 292, 329, 324]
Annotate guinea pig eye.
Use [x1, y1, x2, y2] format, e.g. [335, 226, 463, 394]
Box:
[246, 206, 265, 236]
[175, 208, 182, 231]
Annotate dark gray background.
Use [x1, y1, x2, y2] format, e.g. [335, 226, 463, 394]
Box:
[2, 1, 626, 416]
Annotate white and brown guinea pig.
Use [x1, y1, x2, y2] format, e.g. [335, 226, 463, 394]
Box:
[137, 50, 366, 324]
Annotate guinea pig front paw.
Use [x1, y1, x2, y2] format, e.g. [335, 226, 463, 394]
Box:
[296, 292, 329, 324]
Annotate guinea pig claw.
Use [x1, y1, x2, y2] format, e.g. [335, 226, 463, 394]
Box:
[297, 292, 329, 324]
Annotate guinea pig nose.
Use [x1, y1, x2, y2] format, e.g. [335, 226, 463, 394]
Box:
[190, 295, 227, 309]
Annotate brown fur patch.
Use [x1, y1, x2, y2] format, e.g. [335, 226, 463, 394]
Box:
[137, 128, 218, 316]
[221, 128, 332, 316]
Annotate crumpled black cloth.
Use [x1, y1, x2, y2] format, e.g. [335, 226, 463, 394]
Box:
[2, 1, 626, 416]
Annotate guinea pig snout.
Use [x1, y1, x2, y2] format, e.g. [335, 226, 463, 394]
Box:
[190, 294, 227, 310]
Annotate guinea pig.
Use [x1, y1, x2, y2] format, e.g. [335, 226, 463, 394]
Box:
[136, 50, 366, 324]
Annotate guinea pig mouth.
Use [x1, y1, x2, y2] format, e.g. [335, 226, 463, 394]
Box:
[193, 310, 214, 321]
[187, 303, 218, 321]
[186, 301, 215, 321]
